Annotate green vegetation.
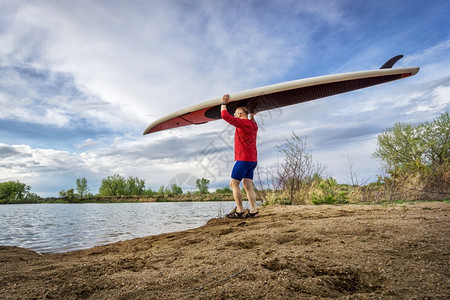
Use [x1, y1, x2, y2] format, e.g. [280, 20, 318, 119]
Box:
[98, 175, 146, 196]
[0, 174, 217, 203]
[196, 178, 210, 194]
[311, 178, 348, 205]
[373, 112, 448, 172]
[370, 111, 449, 202]
[0, 181, 41, 204]
[58, 188, 76, 203]
[215, 187, 232, 194]
[76, 177, 89, 198]
[1, 113, 448, 205]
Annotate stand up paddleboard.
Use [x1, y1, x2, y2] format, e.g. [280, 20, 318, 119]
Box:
[143, 55, 419, 135]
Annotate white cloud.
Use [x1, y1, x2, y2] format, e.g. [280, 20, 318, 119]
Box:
[1, 0, 324, 130]
[430, 85, 450, 109]
[75, 138, 102, 149]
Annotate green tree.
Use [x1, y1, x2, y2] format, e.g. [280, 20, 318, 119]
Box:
[421, 112, 449, 168]
[0, 181, 30, 202]
[373, 122, 423, 170]
[59, 188, 75, 202]
[58, 189, 66, 198]
[76, 177, 89, 198]
[157, 185, 166, 195]
[170, 184, 183, 195]
[66, 188, 75, 202]
[373, 112, 449, 172]
[196, 178, 210, 194]
[124, 176, 145, 195]
[142, 188, 156, 196]
[99, 174, 126, 196]
[216, 187, 232, 194]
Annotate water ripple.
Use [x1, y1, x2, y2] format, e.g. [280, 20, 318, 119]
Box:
[0, 202, 235, 253]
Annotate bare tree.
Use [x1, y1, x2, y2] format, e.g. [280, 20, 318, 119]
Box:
[255, 133, 325, 204]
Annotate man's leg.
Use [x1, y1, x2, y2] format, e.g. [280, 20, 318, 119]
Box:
[242, 178, 257, 213]
[230, 179, 245, 213]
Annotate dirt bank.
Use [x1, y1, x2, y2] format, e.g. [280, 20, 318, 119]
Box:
[1, 202, 449, 299]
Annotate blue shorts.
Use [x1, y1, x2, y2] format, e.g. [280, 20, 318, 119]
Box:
[231, 161, 257, 181]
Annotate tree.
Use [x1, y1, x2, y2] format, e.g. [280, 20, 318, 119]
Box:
[76, 177, 89, 198]
[98, 175, 148, 196]
[372, 112, 449, 201]
[124, 176, 145, 195]
[99, 174, 126, 196]
[373, 122, 423, 171]
[421, 112, 449, 168]
[0, 181, 30, 202]
[170, 184, 183, 195]
[157, 185, 166, 195]
[59, 188, 75, 202]
[196, 178, 210, 194]
[275, 133, 325, 203]
[373, 112, 449, 172]
[142, 188, 156, 196]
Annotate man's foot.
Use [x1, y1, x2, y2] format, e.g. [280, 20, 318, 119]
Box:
[244, 211, 259, 218]
[225, 207, 246, 219]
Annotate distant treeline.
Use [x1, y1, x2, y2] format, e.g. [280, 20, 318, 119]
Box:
[0, 175, 226, 204]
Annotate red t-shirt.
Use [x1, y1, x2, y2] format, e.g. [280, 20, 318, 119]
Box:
[221, 110, 258, 162]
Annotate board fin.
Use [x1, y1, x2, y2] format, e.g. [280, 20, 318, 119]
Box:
[380, 55, 403, 69]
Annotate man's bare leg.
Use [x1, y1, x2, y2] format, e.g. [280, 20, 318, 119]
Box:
[242, 178, 257, 213]
[230, 179, 245, 213]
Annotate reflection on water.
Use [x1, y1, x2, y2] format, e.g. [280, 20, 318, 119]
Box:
[0, 202, 235, 253]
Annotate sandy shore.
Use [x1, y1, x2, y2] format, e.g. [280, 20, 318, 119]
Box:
[1, 202, 449, 299]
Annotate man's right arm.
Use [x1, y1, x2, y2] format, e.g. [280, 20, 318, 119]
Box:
[221, 94, 229, 113]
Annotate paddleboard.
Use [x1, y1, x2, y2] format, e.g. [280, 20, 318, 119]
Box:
[143, 56, 419, 135]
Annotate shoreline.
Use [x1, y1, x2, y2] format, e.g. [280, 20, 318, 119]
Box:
[1, 202, 449, 299]
[2, 200, 446, 254]
[0, 194, 235, 205]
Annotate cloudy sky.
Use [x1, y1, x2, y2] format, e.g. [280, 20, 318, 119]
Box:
[1, 0, 449, 197]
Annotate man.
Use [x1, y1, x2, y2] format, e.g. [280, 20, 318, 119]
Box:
[221, 94, 259, 218]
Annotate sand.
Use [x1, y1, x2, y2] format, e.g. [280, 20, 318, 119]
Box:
[1, 202, 449, 299]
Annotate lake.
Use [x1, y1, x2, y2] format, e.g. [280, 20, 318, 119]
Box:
[0, 201, 236, 253]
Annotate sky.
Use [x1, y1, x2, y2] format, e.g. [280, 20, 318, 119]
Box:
[0, 0, 449, 197]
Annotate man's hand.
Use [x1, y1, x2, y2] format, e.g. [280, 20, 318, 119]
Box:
[222, 94, 230, 104]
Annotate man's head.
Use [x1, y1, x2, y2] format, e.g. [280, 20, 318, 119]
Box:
[234, 107, 248, 119]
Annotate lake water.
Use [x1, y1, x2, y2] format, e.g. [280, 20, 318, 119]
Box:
[0, 201, 236, 253]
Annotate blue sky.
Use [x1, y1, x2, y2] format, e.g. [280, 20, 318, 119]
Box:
[1, 0, 449, 197]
